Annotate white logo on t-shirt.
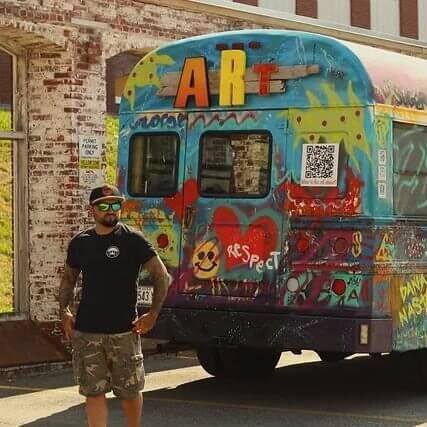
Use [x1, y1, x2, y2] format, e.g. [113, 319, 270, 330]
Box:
[106, 246, 120, 259]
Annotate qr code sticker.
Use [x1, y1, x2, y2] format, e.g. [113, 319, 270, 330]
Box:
[301, 143, 339, 187]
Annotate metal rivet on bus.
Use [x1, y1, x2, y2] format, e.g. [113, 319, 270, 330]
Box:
[340, 116, 346, 122]
[356, 134, 362, 140]
[296, 116, 302, 123]
[355, 110, 360, 116]
[322, 120, 327, 126]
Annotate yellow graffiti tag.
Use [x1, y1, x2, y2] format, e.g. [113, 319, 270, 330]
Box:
[375, 233, 393, 262]
[352, 231, 362, 257]
[398, 274, 427, 326]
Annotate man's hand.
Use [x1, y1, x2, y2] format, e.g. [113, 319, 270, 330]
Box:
[132, 311, 158, 335]
[62, 311, 75, 340]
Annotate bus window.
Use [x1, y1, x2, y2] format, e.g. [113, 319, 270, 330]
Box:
[199, 132, 271, 197]
[393, 122, 427, 216]
[128, 133, 179, 197]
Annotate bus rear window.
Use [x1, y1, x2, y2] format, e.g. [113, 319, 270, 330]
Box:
[199, 132, 271, 197]
[128, 133, 179, 197]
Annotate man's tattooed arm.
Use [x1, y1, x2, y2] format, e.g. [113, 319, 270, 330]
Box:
[59, 264, 80, 315]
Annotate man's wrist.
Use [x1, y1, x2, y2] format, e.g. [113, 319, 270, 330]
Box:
[148, 308, 160, 318]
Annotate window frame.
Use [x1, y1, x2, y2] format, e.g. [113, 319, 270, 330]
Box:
[127, 131, 180, 198]
[0, 44, 28, 318]
[198, 130, 273, 199]
[392, 120, 427, 217]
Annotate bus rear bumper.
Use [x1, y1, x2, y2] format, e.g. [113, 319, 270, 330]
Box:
[144, 308, 393, 354]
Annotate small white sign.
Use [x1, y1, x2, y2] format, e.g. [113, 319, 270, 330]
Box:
[301, 143, 339, 187]
[378, 182, 386, 199]
[378, 149, 386, 165]
[80, 169, 103, 188]
[378, 165, 386, 181]
[137, 286, 153, 306]
[79, 135, 101, 159]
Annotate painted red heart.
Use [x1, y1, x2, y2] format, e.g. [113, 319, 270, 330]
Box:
[212, 207, 278, 271]
[164, 178, 198, 221]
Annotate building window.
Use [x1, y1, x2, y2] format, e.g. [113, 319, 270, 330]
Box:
[400, 0, 418, 39]
[128, 133, 179, 197]
[199, 132, 271, 198]
[296, 0, 318, 18]
[351, 0, 371, 29]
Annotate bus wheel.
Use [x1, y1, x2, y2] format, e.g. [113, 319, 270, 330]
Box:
[317, 351, 350, 363]
[196, 347, 226, 377]
[219, 348, 281, 379]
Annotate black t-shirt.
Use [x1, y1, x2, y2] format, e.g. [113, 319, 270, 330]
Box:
[66, 223, 157, 333]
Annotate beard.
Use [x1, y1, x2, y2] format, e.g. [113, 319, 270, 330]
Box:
[97, 214, 119, 228]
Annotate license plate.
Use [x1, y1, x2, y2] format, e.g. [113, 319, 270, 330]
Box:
[137, 286, 153, 305]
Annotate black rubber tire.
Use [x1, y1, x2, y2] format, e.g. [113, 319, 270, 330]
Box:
[197, 347, 281, 379]
[317, 351, 351, 363]
[196, 347, 226, 377]
[219, 348, 281, 379]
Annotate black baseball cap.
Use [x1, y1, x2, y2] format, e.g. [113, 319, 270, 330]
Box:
[89, 184, 125, 205]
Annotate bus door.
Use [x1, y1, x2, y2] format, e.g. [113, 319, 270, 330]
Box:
[125, 112, 187, 303]
[179, 110, 287, 306]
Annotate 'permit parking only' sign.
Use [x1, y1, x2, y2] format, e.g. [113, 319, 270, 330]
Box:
[79, 135, 103, 188]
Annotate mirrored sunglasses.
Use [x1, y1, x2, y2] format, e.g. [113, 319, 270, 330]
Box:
[95, 202, 122, 212]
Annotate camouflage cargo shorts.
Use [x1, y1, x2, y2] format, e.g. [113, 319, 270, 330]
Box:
[71, 330, 145, 399]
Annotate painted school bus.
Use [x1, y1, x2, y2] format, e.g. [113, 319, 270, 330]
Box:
[117, 29, 427, 377]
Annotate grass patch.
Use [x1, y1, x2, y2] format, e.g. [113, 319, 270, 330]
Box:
[0, 109, 13, 313]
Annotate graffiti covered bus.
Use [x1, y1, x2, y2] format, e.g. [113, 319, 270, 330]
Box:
[117, 30, 427, 378]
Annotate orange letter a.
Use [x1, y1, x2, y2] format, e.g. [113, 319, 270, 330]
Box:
[174, 57, 210, 108]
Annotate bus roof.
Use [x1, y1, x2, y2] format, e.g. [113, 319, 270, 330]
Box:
[119, 29, 427, 114]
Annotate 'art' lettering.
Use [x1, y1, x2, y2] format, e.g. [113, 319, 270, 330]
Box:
[174, 50, 280, 108]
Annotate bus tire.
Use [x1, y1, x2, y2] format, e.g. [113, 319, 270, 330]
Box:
[317, 351, 351, 363]
[219, 348, 281, 379]
[196, 347, 226, 377]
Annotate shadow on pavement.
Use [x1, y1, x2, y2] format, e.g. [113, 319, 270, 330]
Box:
[13, 353, 427, 427]
[145, 353, 427, 413]
[0, 352, 199, 400]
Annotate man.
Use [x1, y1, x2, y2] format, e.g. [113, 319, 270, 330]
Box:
[59, 183, 171, 427]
